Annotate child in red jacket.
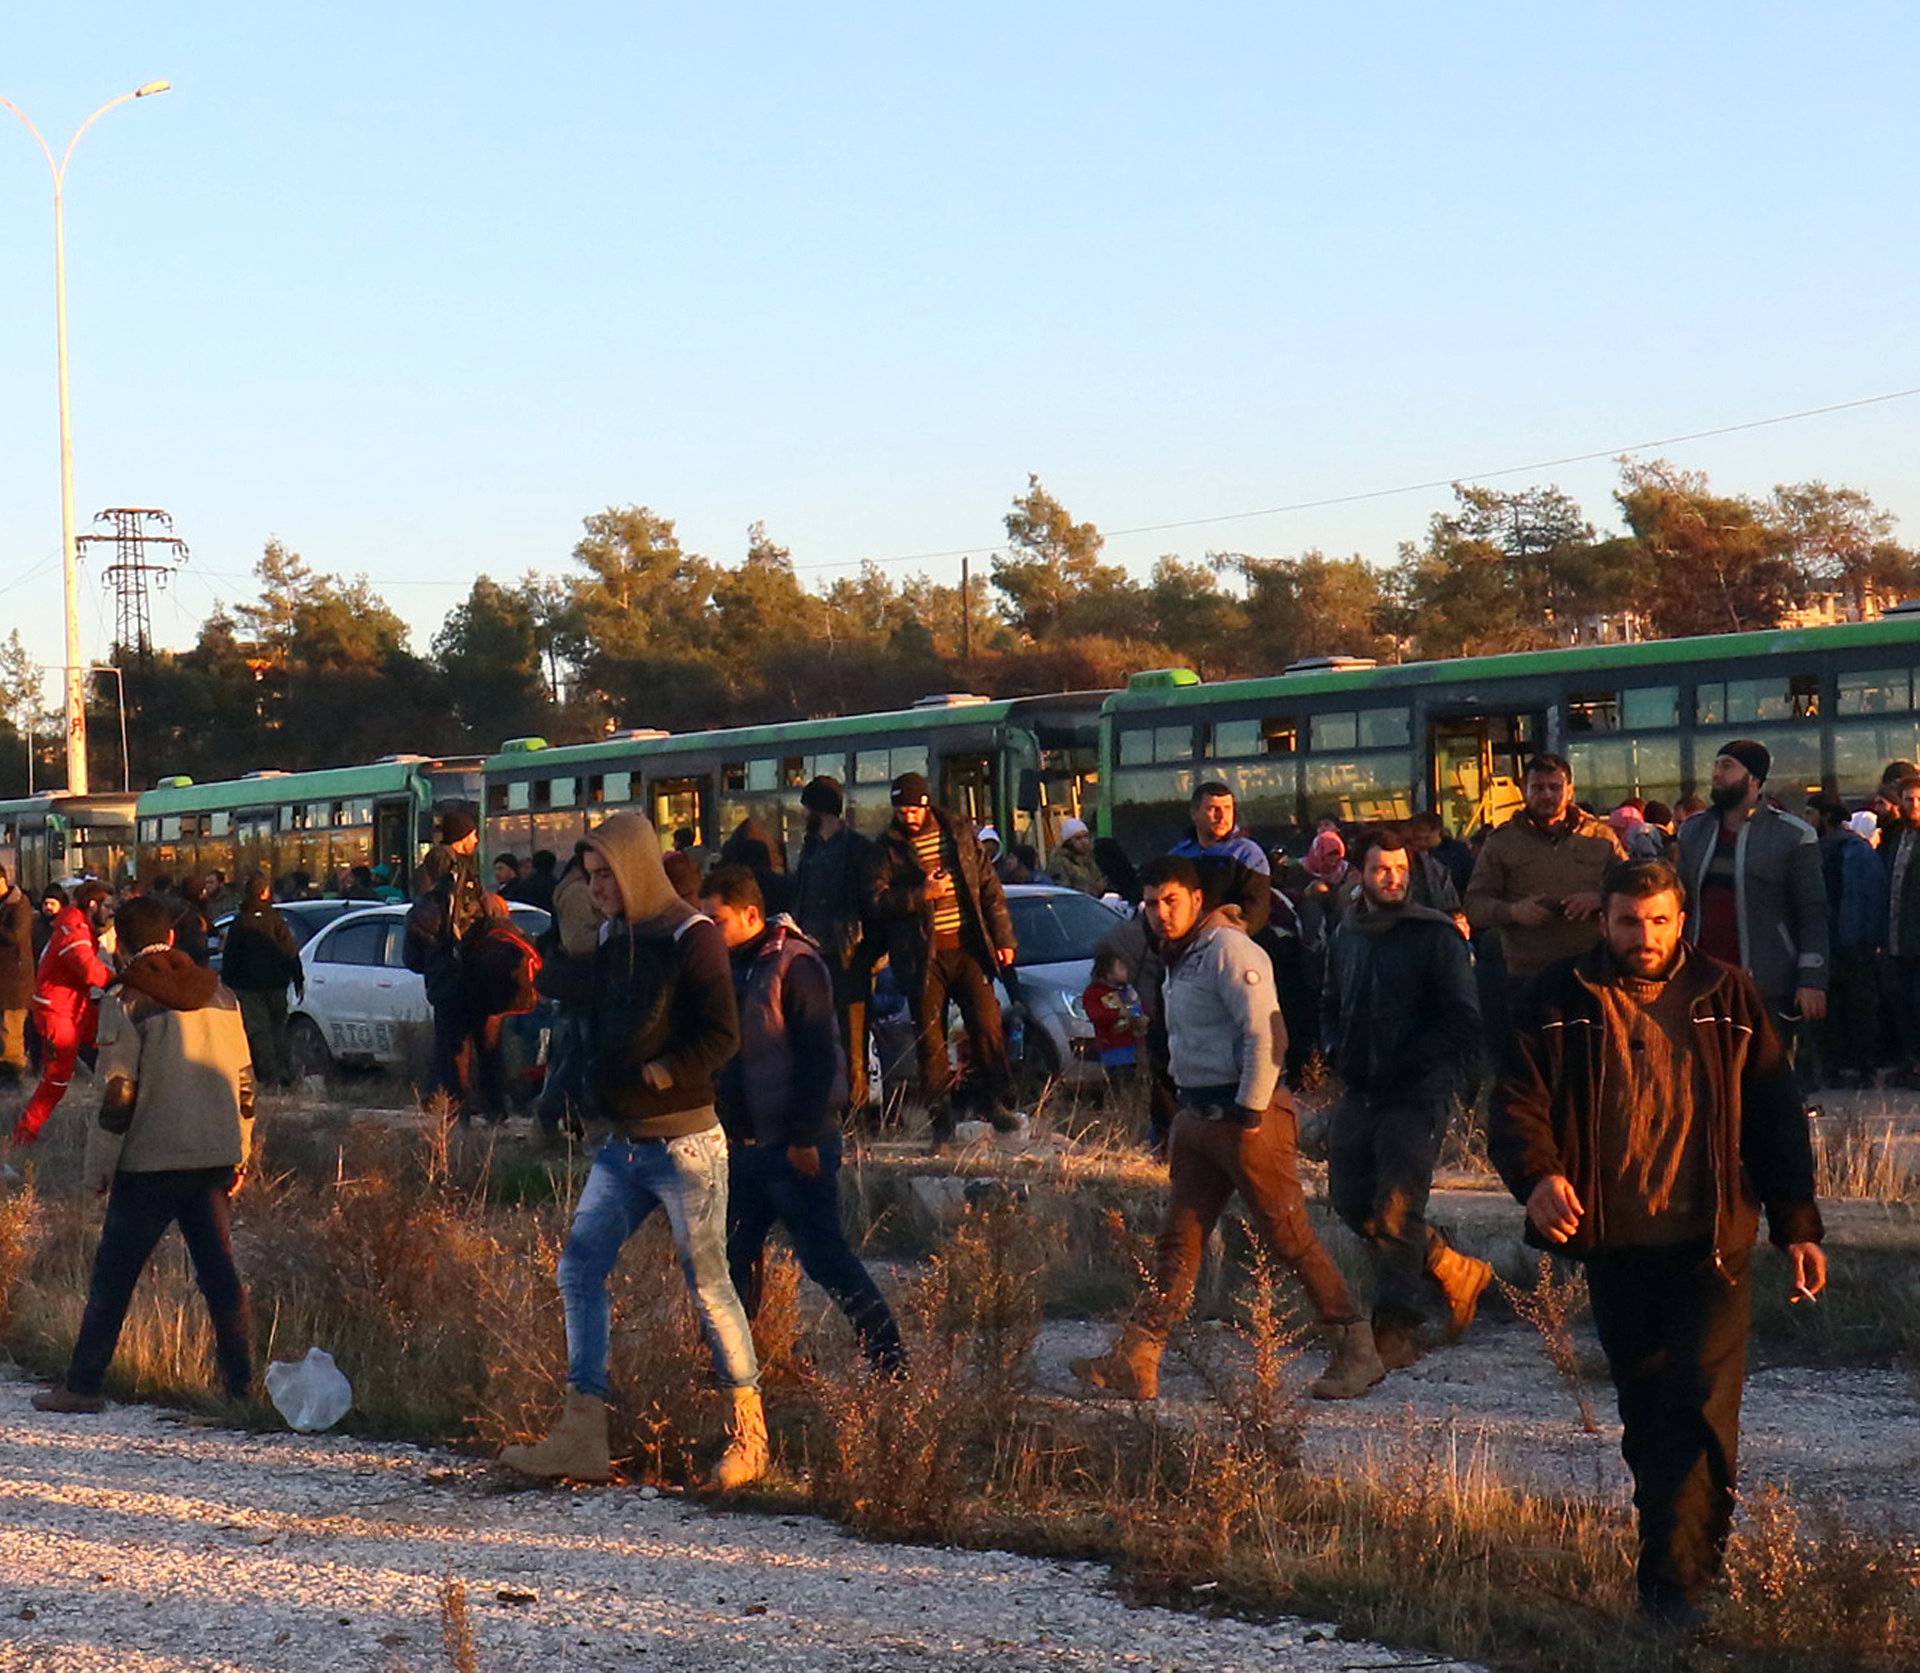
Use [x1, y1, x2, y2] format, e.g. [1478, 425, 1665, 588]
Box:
[1083, 950, 1145, 1081]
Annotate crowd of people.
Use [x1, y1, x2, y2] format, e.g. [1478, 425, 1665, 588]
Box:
[9, 730, 1898, 1630]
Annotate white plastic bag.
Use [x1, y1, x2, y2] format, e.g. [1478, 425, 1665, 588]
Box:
[265, 1346, 353, 1432]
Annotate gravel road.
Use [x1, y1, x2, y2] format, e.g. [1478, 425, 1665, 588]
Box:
[0, 1374, 1482, 1673]
[1034, 1316, 1920, 1531]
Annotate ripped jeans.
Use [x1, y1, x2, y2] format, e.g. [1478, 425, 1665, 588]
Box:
[557, 1124, 760, 1399]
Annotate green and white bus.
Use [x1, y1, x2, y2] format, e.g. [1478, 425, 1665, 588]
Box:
[0, 792, 139, 894]
[1099, 613, 1920, 855]
[483, 691, 1106, 866]
[132, 756, 482, 890]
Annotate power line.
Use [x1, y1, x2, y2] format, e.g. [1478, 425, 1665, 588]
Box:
[789, 383, 1920, 570]
[20, 382, 1918, 613]
[1097, 384, 1920, 542]
[0, 549, 63, 600]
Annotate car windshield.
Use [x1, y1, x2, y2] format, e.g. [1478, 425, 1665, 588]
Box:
[1007, 892, 1122, 967]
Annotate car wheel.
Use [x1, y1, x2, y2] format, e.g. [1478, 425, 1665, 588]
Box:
[288, 1017, 332, 1080]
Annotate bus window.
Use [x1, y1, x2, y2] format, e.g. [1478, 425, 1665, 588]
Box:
[1304, 754, 1413, 824]
[373, 801, 412, 886]
[651, 777, 708, 848]
[939, 754, 993, 826]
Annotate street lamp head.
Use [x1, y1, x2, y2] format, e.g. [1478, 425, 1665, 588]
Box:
[134, 81, 171, 98]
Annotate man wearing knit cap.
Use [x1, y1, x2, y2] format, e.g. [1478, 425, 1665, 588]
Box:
[867, 771, 1019, 1143]
[1876, 773, 1920, 1082]
[1046, 817, 1105, 896]
[1675, 740, 1828, 1062]
[792, 775, 877, 1112]
[503, 810, 767, 1491]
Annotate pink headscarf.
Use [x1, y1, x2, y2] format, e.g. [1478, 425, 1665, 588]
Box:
[1304, 830, 1347, 882]
[1608, 804, 1645, 835]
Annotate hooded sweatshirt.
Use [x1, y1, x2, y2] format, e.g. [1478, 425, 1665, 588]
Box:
[1161, 907, 1284, 1117]
[581, 812, 739, 1139]
[90, 946, 254, 1182]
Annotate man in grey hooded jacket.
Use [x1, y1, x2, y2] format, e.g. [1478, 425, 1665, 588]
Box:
[1072, 855, 1384, 1404]
[502, 812, 767, 1493]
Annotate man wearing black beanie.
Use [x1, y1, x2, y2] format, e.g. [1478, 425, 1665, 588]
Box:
[793, 776, 878, 1114]
[867, 771, 1019, 1144]
[1675, 738, 1829, 1066]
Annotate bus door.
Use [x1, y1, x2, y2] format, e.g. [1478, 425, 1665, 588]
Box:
[938, 752, 995, 829]
[649, 775, 710, 854]
[373, 799, 413, 889]
[1428, 711, 1539, 838]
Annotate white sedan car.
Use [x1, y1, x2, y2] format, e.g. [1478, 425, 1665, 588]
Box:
[1000, 883, 1128, 1084]
[288, 902, 550, 1073]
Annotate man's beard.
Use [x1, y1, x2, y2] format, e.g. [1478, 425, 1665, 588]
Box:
[1614, 942, 1682, 981]
[1361, 884, 1406, 912]
[1525, 800, 1567, 828]
[1708, 782, 1747, 812]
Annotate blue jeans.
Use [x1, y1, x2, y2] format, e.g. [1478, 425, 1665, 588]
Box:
[726, 1134, 905, 1371]
[557, 1127, 759, 1399]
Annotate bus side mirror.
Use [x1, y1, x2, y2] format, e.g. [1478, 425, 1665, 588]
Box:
[1017, 770, 1040, 813]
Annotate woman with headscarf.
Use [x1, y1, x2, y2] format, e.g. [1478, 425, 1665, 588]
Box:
[1299, 830, 1352, 948]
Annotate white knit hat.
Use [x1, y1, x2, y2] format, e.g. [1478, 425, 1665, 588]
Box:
[1850, 810, 1880, 841]
[1060, 817, 1090, 841]
[978, 824, 1001, 845]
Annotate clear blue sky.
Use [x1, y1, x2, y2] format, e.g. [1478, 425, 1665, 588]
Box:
[1, 2, 1916, 676]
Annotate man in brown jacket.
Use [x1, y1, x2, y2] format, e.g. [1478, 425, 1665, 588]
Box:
[1489, 858, 1825, 1630]
[32, 894, 256, 1413]
[1466, 752, 1626, 991]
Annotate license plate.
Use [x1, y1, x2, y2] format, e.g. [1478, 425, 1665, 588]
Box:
[329, 1021, 395, 1054]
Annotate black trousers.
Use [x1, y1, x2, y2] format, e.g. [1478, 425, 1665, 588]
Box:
[1327, 1093, 1451, 1328]
[1585, 1241, 1751, 1608]
[908, 946, 1010, 1120]
[726, 1134, 905, 1371]
[427, 998, 507, 1119]
[1814, 946, 1880, 1084]
[67, 1168, 252, 1399]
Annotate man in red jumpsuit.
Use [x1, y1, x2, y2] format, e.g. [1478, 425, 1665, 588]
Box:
[14, 881, 115, 1145]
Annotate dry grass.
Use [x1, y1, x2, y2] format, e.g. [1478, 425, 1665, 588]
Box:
[1, 1104, 1914, 1673]
[436, 1574, 480, 1673]
[1498, 1253, 1601, 1435]
[1813, 1108, 1918, 1204]
[0, 1174, 36, 1332]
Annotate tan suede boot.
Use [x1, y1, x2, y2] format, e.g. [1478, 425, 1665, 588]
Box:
[500, 1389, 613, 1482]
[708, 1387, 769, 1491]
[1429, 1245, 1495, 1341]
[1308, 1321, 1387, 1400]
[1370, 1314, 1423, 1371]
[1069, 1325, 1164, 1400]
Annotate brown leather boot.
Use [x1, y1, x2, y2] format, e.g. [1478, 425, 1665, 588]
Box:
[1371, 1313, 1423, 1371]
[709, 1387, 769, 1491]
[31, 1385, 106, 1415]
[1429, 1244, 1495, 1342]
[1070, 1325, 1164, 1400]
[1308, 1321, 1387, 1400]
[500, 1389, 613, 1482]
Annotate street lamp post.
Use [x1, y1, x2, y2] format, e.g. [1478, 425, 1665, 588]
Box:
[0, 80, 171, 797]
